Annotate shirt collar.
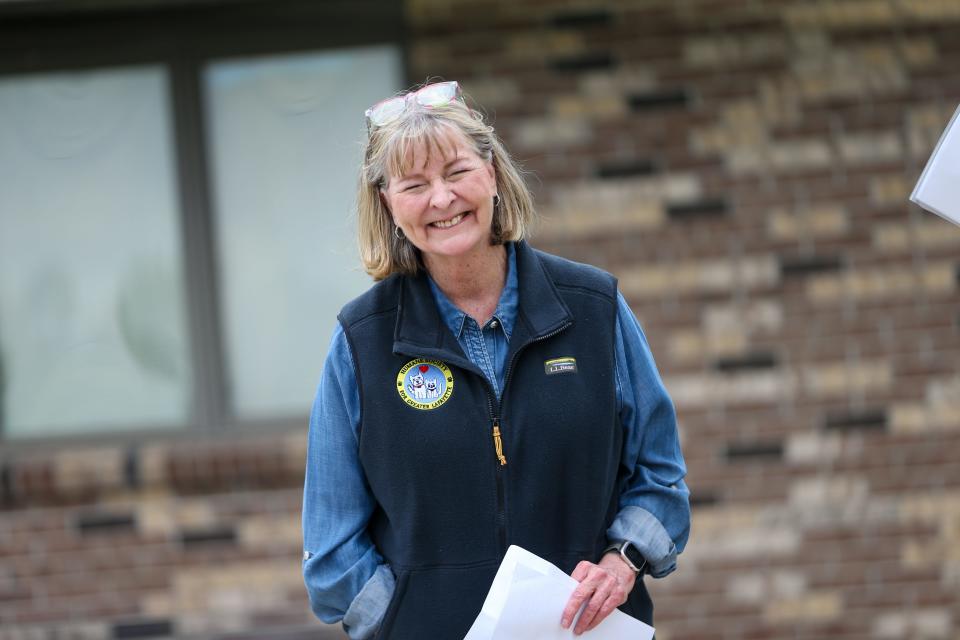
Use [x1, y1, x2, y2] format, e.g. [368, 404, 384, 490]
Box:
[393, 241, 573, 371]
[427, 242, 518, 340]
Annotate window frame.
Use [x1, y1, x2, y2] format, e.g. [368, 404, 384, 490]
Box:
[0, 0, 407, 448]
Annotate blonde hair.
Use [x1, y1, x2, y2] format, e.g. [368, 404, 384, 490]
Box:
[357, 86, 535, 280]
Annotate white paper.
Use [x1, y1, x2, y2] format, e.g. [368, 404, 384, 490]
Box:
[911, 103, 960, 227]
[464, 545, 655, 640]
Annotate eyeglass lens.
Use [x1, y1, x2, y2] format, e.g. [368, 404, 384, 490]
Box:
[367, 82, 460, 127]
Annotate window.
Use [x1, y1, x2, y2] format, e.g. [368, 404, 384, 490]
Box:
[204, 47, 399, 420]
[0, 65, 190, 437]
[0, 1, 404, 440]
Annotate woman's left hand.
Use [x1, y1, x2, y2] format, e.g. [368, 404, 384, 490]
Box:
[560, 553, 637, 635]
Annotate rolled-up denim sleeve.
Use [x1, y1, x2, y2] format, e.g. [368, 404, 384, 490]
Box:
[608, 293, 691, 579]
[302, 324, 394, 638]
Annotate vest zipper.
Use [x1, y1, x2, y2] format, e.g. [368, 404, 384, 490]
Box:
[485, 394, 509, 555]
[487, 320, 572, 556]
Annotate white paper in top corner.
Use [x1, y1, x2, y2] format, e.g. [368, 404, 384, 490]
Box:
[464, 545, 655, 640]
[910, 103, 960, 227]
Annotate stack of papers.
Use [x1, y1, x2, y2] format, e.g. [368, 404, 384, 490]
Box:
[464, 546, 655, 640]
[911, 103, 960, 227]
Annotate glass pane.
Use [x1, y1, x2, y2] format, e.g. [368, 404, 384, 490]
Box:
[0, 66, 191, 438]
[204, 45, 401, 419]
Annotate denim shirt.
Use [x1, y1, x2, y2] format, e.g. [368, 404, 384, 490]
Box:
[302, 243, 690, 639]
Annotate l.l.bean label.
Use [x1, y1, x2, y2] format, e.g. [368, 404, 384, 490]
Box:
[544, 357, 578, 375]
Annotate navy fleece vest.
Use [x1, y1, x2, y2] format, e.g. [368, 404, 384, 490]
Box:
[338, 242, 652, 638]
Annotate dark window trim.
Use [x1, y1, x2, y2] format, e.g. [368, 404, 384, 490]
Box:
[0, 0, 408, 446]
[1, 416, 309, 455]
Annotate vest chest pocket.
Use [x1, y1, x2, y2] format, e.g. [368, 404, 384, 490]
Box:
[503, 349, 619, 472]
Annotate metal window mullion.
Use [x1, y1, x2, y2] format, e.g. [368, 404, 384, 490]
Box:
[169, 53, 231, 431]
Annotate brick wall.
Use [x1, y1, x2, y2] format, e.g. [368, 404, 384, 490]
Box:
[0, 437, 323, 639]
[3, 0, 960, 638]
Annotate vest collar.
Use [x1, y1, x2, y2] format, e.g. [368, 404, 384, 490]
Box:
[393, 241, 573, 370]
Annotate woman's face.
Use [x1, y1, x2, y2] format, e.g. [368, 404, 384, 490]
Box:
[381, 129, 497, 264]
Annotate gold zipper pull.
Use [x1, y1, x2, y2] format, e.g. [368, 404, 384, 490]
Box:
[492, 420, 507, 466]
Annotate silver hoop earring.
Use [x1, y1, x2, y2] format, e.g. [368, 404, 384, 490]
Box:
[394, 225, 404, 240]
[493, 194, 500, 208]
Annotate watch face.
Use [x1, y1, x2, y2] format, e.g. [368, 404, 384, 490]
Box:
[622, 543, 646, 573]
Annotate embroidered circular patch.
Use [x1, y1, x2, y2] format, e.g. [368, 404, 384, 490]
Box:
[396, 359, 454, 410]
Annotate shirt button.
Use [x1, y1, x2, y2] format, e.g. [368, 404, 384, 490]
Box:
[489, 320, 499, 329]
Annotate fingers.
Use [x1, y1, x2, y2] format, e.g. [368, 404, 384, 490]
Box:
[561, 562, 630, 635]
[570, 560, 592, 582]
[561, 563, 595, 629]
[573, 574, 617, 635]
[584, 589, 625, 633]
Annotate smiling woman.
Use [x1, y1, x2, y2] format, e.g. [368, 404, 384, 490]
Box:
[356, 82, 534, 283]
[381, 131, 497, 266]
[301, 81, 690, 640]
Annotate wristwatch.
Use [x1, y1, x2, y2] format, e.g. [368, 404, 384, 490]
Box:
[603, 539, 647, 576]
